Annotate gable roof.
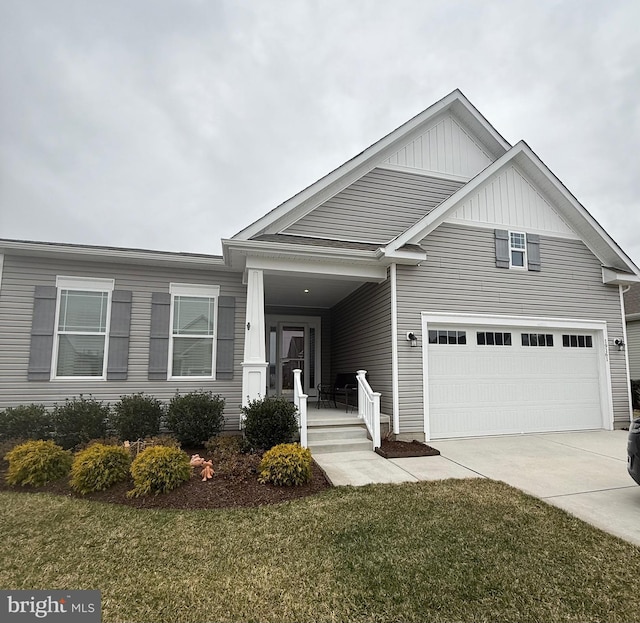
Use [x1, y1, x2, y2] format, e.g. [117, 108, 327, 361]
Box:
[232, 89, 511, 241]
[384, 141, 640, 278]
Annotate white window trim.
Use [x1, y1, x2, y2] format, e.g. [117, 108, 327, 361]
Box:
[52, 276, 115, 381]
[169, 282, 220, 381]
[509, 231, 527, 270]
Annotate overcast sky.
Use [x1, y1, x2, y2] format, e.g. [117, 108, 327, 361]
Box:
[1, 0, 639, 266]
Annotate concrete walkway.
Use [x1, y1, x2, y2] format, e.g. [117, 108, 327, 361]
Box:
[314, 430, 640, 547]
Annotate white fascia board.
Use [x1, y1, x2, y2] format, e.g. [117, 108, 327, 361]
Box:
[0, 239, 227, 271]
[245, 255, 387, 282]
[0, 254, 4, 292]
[421, 311, 608, 331]
[602, 267, 640, 285]
[376, 163, 471, 184]
[233, 90, 510, 241]
[381, 247, 427, 263]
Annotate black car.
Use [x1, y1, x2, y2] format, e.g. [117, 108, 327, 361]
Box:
[628, 418, 640, 485]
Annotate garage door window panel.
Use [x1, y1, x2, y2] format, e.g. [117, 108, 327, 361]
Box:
[429, 330, 466, 345]
[522, 333, 554, 347]
[563, 334, 593, 348]
[477, 331, 511, 346]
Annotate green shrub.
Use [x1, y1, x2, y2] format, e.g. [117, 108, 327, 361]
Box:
[52, 396, 109, 450]
[5, 440, 72, 487]
[128, 445, 191, 497]
[70, 443, 131, 494]
[0, 404, 52, 441]
[110, 393, 163, 441]
[258, 443, 312, 486]
[166, 391, 225, 447]
[242, 396, 298, 450]
[0, 438, 27, 467]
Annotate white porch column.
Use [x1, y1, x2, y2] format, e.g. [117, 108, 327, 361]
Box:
[241, 268, 268, 410]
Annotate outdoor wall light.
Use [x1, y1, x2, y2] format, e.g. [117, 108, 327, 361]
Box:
[406, 332, 418, 347]
[614, 338, 625, 351]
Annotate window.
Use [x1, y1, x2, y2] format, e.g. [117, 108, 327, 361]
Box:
[169, 283, 219, 378]
[521, 333, 554, 347]
[477, 331, 512, 346]
[428, 330, 466, 345]
[54, 277, 114, 378]
[562, 334, 593, 348]
[510, 231, 526, 268]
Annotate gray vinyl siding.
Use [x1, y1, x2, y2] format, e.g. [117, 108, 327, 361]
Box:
[330, 277, 393, 416]
[283, 168, 464, 244]
[0, 254, 246, 429]
[396, 223, 629, 433]
[628, 320, 640, 379]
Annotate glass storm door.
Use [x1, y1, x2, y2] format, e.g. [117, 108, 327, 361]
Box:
[266, 317, 320, 399]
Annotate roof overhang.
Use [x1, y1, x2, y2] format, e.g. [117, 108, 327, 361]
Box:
[232, 89, 510, 241]
[602, 268, 640, 286]
[385, 141, 640, 280]
[0, 238, 228, 271]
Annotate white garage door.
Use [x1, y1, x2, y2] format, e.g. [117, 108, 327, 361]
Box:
[426, 324, 605, 439]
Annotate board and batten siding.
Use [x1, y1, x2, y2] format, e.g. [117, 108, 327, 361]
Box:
[330, 277, 393, 416]
[0, 254, 247, 429]
[283, 168, 464, 244]
[396, 223, 629, 434]
[628, 320, 640, 380]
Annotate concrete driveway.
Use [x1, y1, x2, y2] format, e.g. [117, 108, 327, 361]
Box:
[315, 430, 640, 547]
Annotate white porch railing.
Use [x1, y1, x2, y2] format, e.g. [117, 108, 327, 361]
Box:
[293, 369, 308, 448]
[356, 369, 381, 450]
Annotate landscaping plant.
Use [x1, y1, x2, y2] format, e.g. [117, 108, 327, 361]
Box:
[70, 443, 131, 495]
[0, 404, 52, 442]
[242, 396, 298, 450]
[166, 391, 225, 446]
[5, 440, 73, 487]
[258, 443, 312, 486]
[111, 393, 163, 441]
[128, 445, 192, 497]
[52, 396, 109, 450]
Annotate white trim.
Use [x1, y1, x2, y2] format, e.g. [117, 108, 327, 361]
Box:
[420, 312, 614, 440]
[445, 217, 581, 241]
[51, 276, 114, 381]
[602, 267, 640, 285]
[56, 275, 115, 291]
[168, 282, 220, 381]
[0, 254, 4, 292]
[620, 285, 634, 422]
[390, 264, 400, 434]
[376, 163, 471, 183]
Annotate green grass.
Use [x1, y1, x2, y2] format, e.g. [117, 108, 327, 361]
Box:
[1, 479, 639, 622]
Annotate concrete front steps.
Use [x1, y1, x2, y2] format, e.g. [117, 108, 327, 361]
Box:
[306, 409, 373, 453]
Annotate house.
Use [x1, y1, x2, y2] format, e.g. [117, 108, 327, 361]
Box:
[624, 283, 640, 407]
[1, 89, 638, 447]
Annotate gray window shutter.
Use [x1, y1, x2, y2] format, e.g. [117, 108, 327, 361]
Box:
[495, 229, 510, 268]
[527, 234, 541, 271]
[28, 285, 57, 381]
[107, 290, 132, 380]
[148, 292, 171, 380]
[216, 296, 235, 380]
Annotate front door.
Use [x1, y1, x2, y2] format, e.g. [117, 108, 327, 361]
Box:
[266, 316, 321, 398]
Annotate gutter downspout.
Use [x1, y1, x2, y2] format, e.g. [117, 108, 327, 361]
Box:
[390, 263, 400, 435]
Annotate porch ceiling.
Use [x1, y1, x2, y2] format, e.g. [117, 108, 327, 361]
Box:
[263, 273, 364, 308]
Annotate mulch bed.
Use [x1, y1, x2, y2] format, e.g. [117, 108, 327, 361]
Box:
[375, 439, 440, 459]
[0, 450, 331, 510]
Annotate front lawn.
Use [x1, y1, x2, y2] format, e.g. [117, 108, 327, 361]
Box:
[1, 479, 639, 622]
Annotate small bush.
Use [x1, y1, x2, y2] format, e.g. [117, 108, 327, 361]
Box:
[205, 435, 257, 481]
[70, 443, 131, 495]
[52, 396, 109, 450]
[205, 435, 247, 460]
[124, 434, 181, 459]
[258, 443, 312, 487]
[128, 445, 191, 497]
[166, 391, 225, 447]
[0, 438, 27, 467]
[110, 393, 163, 441]
[242, 396, 298, 450]
[0, 404, 52, 441]
[5, 440, 72, 487]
